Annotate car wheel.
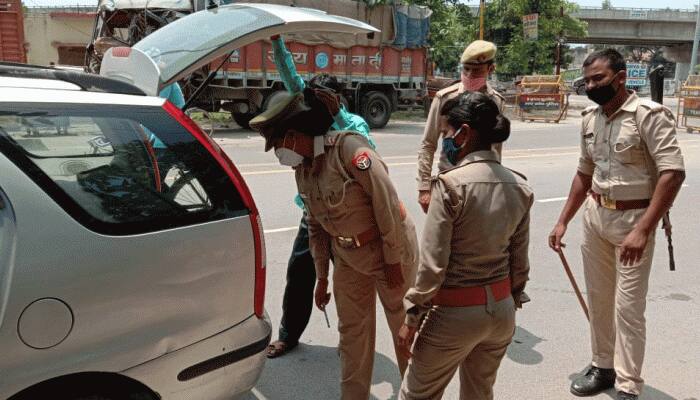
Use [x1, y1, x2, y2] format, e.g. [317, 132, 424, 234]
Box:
[361, 91, 391, 129]
[576, 85, 586, 96]
[232, 111, 256, 130]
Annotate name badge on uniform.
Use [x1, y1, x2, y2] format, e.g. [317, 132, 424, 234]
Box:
[352, 152, 372, 171]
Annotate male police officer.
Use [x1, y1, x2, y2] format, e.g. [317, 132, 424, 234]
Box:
[549, 49, 685, 400]
[417, 40, 505, 213]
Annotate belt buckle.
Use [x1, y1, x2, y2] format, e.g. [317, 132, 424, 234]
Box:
[601, 194, 617, 210]
[336, 236, 358, 249]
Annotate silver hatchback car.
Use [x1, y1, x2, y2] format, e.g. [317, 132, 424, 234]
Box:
[0, 4, 376, 400]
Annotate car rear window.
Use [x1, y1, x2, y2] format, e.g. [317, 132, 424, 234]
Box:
[0, 102, 247, 235]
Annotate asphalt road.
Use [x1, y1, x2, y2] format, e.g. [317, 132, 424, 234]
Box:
[216, 113, 700, 400]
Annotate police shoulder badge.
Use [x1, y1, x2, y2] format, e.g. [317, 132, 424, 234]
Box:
[352, 152, 372, 171]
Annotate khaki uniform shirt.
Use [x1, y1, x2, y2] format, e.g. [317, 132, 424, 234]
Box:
[417, 82, 506, 191]
[295, 131, 408, 279]
[404, 150, 533, 327]
[578, 93, 685, 200]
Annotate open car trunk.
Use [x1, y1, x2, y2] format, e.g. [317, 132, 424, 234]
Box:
[99, 3, 379, 96]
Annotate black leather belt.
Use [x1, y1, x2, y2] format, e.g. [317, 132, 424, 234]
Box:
[591, 192, 650, 210]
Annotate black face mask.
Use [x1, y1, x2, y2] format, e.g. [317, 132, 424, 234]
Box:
[585, 73, 620, 105]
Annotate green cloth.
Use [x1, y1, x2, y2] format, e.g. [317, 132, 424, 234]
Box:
[272, 37, 376, 209]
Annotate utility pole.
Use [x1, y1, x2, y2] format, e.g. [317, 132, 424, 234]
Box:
[691, 0, 700, 75]
[529, 0, 539, 75]
[479, 0, 485, 40]
[555, 6, 563, 75]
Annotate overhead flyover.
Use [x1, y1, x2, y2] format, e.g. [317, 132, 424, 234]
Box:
[568, 7, 695, 46]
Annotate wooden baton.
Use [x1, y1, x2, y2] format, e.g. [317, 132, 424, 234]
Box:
[557, 248, 590, 322]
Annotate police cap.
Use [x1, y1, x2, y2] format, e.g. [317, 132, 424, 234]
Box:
[250, 92, 306, 152]
[460, 40, 497, 65]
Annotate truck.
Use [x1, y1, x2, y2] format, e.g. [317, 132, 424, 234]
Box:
[85, 0, 431, 128]
[0, 0, 27, 63]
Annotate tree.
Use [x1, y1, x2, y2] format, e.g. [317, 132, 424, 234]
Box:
[484, 0, 587, 79]
[601, 0, 612, 10]
[414, 0, 477, 74]
[360, 0, 586, 78]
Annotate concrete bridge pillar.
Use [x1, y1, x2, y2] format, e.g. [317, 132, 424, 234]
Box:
[665, 44, 693, 82]
[675, 63, 691, 84]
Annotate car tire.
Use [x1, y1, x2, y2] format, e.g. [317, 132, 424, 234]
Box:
[576, 85, 586, 96]
[232, 111, 256, 130]
[361, 91, 392, 129]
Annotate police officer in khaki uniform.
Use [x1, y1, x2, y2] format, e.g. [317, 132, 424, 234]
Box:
[417, 40, 505, 213]
[250, 91, 419, 400]
[549, 49, 685, 400]
[398, 92, 533, 400]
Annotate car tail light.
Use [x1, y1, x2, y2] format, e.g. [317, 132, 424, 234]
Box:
[163, 101, 266, 318]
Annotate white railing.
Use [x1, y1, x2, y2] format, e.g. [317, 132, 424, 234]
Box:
[572, 7, 696, 22]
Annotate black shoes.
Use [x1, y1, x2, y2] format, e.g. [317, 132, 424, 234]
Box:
[570, 365, 616, 396]
[617, 391, 638, 400]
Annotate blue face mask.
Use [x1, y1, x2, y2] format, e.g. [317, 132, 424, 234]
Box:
[442, 127, 465, 165]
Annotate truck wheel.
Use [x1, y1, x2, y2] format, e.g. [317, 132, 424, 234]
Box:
[232, 112, 256, 130]
[339, 95, 350, 111]
[361, 91, 391, 129]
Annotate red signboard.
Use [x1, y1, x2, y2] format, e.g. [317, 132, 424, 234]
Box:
[519, 93, 562, 111]
[0, 0, 27, 63]
[683, 97, 700, 117]
[222, 40, 426, 83]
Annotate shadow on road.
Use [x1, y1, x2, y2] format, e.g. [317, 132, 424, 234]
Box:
[507, 326, 544, 365]
[567, 368, 678, 400]
[241, 343, 402, 400]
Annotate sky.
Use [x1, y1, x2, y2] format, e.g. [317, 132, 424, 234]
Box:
[21, 0, 700, 9]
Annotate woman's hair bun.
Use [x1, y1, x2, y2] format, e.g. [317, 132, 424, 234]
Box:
[440, 91, 510, 144]
[490, 114, 510, 143]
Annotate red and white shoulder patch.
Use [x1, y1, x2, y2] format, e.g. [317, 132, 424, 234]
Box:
[352, 152, 372, 171]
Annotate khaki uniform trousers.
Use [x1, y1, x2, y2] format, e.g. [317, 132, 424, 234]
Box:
[581, 197, 655, 395]
[333, 217, 419, 400]
[399, 294, 515, 400]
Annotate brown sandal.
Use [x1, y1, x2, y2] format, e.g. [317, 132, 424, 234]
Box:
[266, 340, 289, 359]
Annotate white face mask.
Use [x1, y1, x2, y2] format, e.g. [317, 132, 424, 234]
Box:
[275, 147, 304, 167]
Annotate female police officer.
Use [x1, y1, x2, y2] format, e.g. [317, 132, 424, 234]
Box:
[250, 90, 418, 400]
[398, 92, 533, 400]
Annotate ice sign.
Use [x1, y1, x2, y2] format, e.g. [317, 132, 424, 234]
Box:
[316, 52, 329, 69]
[626, 63, 647, 87]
